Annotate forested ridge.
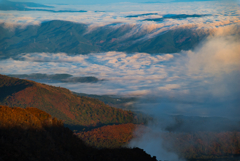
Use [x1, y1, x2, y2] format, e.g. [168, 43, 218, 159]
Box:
[0, 74, 135, 130]
[77, 123, 139, 148]
[0, 105, 157, 161]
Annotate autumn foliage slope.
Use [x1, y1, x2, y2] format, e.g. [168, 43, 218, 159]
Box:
[77, 123, 139, 148]
[0, 74, 134, 129]
[0, 105, 157, 161]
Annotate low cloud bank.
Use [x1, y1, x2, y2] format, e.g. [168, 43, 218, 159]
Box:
[127, 26, 240, 160]
[0, 52, 174, 95]
[129, 127, 181, 161]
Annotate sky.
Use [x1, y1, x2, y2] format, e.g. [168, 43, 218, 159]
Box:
[2, 0, 223, 5]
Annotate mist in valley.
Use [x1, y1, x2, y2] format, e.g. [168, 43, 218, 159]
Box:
[128, 29, 240, 160]
[0, 0, 240, 160]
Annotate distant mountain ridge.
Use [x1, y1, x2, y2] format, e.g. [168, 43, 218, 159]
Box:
[8, 73, 103, 83]
[0, 74, 134, 130]
[0, 20, 209, 58]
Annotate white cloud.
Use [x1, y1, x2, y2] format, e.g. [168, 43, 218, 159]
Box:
[0, 51, 174, 95]
[158, 84, 181, 91]
[185, 36, 240, 76]
[21, 52, 87, 62]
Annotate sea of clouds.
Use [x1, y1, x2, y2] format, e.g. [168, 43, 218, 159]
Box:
[0, 27, 239, 119]
[1, 1, 240, 160]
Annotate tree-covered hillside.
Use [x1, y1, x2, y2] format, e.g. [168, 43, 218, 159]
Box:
[77, 123, 139, 148]
[0, 74, 135, 130]
[0, 105, 157, 161]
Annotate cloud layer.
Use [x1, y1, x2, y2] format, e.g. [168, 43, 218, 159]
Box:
[1, 1, 239, 36]
[0, 31, 239, 119]
[0, 51, 174, 95]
